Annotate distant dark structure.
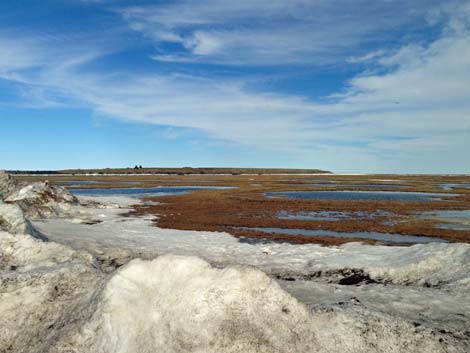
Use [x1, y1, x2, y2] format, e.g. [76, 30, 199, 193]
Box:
[10, 167, 330, 175]
[7, 170, 60, 175]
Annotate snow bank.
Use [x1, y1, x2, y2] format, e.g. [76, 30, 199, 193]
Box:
[306, 242, 470, 288]
[60, 255, 460, 353]
[1, 223, 467, 352]
[0, 229, 95, 272]
[1, 189, 101, 353]
[0, 235, 101, 353]
[0, 199, 95, 273]
[36, 201, 470, 289]
[5, 181, 79, 219]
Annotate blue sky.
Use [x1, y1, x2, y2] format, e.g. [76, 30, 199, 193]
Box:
[1, 0, 469, 173]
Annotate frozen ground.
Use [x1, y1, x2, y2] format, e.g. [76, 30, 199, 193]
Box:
[1, 176, 470, 352]
[35, 196, 470, 337]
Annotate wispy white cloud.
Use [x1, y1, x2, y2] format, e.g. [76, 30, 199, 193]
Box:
[118, 0, 444, 66]
[0, 34, 45, 73]
[1, 1, 469, 172]
[347, 50, 387, 64]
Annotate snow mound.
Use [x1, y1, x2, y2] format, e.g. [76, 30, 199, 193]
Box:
[0, 200, 100, 352]
[5, 182, 79, 219]
[65, 255, 316, 352]
[62, 255, 459, 353]
[0, 230, 95, 272]
[0, 233, 101, 353]
[365, 243, 470, 287]
[308, 242, 470, 288]
[0, 171, 17, 200]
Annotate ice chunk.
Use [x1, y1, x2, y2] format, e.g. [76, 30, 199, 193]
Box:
[5, 182, 79, 219]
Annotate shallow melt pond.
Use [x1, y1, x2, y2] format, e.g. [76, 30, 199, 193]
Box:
[70, 185, 233, 197]
[287, 184, 408, 189]
[419, 210, 470, 218]
[439, 183, 470, 190]
[265, 190, 457, 202]
[419, 210, 470, 231]
[236, 227, 448, 244]
[278, 210, 394, 221]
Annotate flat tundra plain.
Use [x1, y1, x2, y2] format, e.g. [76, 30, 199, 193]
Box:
[1, 172, 470, 352]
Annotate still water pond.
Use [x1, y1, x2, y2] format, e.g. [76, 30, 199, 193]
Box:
[265, 190, 456, 202]
[278, 210, 394, 221]
[439, 183, 470, 190]
[70, 185, 233, 197]
[287, 183, 408, 189]
[236, 227, 447, 244]
[419, 210, 470, 231]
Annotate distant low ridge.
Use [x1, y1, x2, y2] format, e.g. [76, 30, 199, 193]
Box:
[8, 167, 331, 175]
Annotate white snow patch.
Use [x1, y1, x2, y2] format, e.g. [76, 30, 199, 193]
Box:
[61, 255, 458, 353]
[35, 196, 470, 289]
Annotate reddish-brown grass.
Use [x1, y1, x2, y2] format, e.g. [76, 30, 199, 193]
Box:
[20, 173, 470, 245]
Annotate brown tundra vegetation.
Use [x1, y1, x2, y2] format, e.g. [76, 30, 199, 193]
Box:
[21, 173, 470, 246]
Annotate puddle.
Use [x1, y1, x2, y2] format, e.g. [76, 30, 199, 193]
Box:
[419, 210, 470, 219]
[278, 210, 394, 221]
[235, 227, 447, 244]
[337, 184, 408, 189]
[265, 190, 457, 202]
[288, 179, 338, 183]
[71, 185, 233, 197]
[418, 210, 470, 231]
[439, 183, 470, 190]
[285, 184, 338, 187]
[436, 223, 470, 231]
[147, 179, 213, 183]
[286, 184, 408, 189]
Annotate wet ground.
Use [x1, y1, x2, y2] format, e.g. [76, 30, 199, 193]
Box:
[18, 173, 470, 245]
[439, 183, 470, 190]
[265, 190, 456, 202]
[418, 210, 470, 231]
[70, 185, 233, 197]
[235, 227, 447, 244]
[284, 183, 409, 189]
[277, 210, 395, 221]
